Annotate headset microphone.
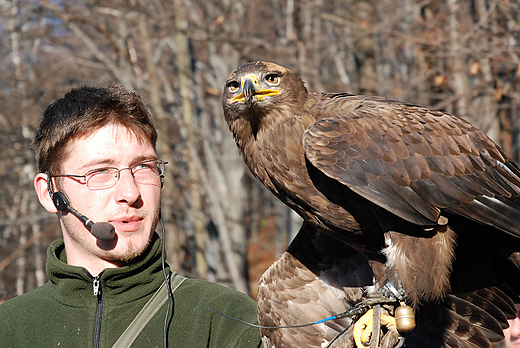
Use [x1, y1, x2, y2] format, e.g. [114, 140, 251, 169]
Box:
[47, 172, 115, 240]
[53, 192, 116, 240]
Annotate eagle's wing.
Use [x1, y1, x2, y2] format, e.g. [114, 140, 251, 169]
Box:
[257, 222, 390, 348]
[303, 97, 520, 235]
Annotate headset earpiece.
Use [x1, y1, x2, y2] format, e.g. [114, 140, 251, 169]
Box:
[45, 170, 70, 212]
[52, 191, 70, 212]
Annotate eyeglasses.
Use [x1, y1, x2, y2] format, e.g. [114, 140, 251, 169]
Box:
[50, 159, 167, 190]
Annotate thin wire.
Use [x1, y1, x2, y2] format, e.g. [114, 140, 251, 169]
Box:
[206, 304, 376, 348]
[325, 326, 350, 348]
[160, 216, 173, 348]
[205, 304, 368, 330]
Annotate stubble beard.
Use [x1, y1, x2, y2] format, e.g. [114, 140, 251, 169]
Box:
[62, 208, 160, 264]
[99, 237, 151, 263]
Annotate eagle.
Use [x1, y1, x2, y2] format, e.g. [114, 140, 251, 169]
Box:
[221, 61, 520, 348]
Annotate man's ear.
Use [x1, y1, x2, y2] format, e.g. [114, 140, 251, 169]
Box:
[34, 173, 58, 213]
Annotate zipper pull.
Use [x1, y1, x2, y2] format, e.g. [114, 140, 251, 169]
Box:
[93, 277, 100, 296]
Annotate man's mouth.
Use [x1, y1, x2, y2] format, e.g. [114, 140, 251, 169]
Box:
[110, 216, 144, 232]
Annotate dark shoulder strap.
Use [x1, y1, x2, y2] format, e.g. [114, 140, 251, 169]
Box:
[112, 272, 187, 348]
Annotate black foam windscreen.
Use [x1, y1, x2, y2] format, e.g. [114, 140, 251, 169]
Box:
[91, 222, 116, 240]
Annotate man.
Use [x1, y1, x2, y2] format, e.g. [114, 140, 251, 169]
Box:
[0, 85, 262, 347]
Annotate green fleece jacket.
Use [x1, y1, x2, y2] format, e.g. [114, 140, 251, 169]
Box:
[0, 234, 262, 348]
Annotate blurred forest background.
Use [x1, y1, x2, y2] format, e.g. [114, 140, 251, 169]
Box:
[0, 0, 519, 300]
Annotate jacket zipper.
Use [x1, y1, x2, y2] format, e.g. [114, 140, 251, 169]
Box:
[92, 274, 104, 348]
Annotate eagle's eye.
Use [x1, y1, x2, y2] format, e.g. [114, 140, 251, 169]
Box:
[265, 73, 281, 86]
[226, 80, 240, 93]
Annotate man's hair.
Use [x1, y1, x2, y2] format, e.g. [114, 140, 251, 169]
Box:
[32, 84, 158, 173]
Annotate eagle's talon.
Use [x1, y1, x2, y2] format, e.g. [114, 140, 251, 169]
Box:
[353, 309, 375, 347]
[353, 308, 400, 348]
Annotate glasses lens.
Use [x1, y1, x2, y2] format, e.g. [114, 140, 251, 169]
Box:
[86, 168, 119, 189]
[132, 160, 164, 182]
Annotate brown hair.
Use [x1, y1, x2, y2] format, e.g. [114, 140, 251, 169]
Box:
[32, 84, 158, 174]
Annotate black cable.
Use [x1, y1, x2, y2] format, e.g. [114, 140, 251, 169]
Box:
[160, 216, 173, 348]
[206, 304, 369, 347]
[205, 304, 368, 330]
[325, 326, 350, 348]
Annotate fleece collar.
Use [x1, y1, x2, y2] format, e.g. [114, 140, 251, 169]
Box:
[45, 233, 168, 307]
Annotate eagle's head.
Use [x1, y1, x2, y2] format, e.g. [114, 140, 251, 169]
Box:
[222, 61, 308, 144]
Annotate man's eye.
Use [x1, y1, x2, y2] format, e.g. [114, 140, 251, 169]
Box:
[134, 161, 158, 172]
[135, 164, 150, 170]
[88, 168, 112, 177]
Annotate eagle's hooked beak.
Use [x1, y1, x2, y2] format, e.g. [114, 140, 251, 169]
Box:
[231, 74, 280, 105]
[242, 75, 257, 106]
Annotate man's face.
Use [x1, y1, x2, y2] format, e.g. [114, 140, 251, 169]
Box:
[56, 124, 161, 266]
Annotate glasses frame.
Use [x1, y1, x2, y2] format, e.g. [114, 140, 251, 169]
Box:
[49, 159, 167, 190]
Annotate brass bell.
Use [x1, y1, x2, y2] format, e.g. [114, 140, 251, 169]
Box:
[395, 305, 415, 333]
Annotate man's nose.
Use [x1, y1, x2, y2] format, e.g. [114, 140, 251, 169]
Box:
[511, 317, 520, 338]
[114, 169, 141, 204]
